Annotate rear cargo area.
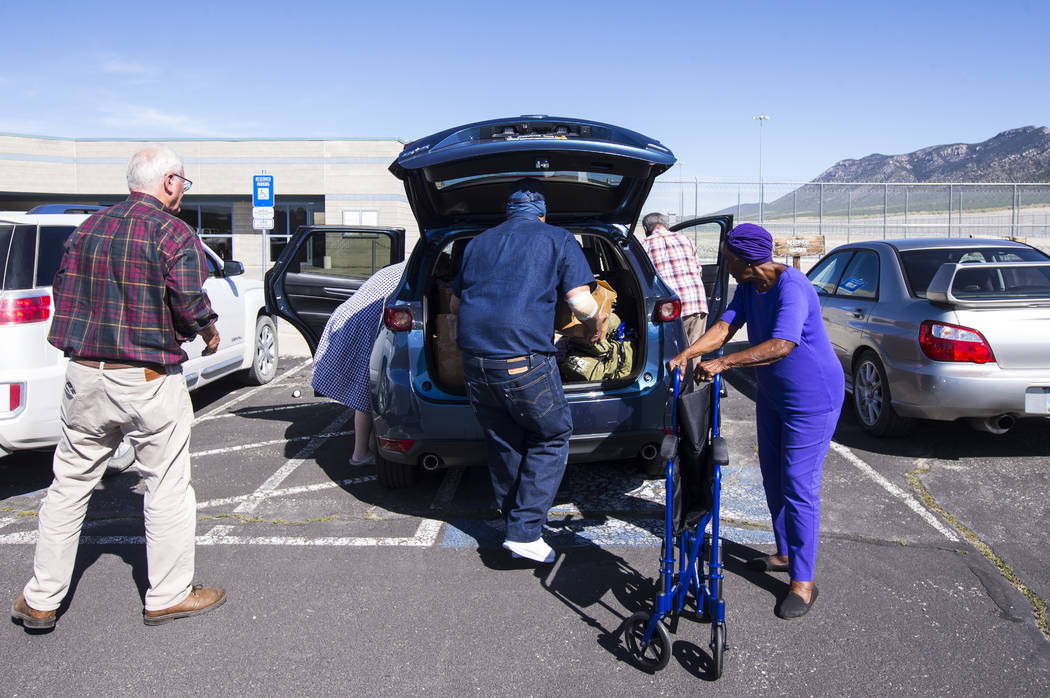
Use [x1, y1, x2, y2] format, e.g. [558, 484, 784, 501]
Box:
[425, 230, 645, 393]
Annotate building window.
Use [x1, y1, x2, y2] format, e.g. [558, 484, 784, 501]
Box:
[342, 209, 379, 226]
[265, 203, 317, 264]
[178, 204, 234, 260]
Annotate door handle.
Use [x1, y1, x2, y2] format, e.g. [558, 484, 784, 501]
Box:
[851, 307, 864, 318]
[325, 287, 355, 297]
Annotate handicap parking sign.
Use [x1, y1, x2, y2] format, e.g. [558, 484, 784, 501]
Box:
[253, 175, 274, 207]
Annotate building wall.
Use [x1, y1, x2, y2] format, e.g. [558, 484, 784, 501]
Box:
[0, 134, 418, 279]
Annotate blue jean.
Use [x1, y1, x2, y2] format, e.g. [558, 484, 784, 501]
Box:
[463, 353, 572, 543]
[756, 399, 840, 583]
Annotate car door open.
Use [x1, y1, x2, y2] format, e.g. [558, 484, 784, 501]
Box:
[265, 225, 405, 353]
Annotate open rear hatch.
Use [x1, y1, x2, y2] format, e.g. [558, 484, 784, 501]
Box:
[390, 116, 676, 234]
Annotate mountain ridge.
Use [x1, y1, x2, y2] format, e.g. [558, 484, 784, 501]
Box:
[813, 126, 1050, 184]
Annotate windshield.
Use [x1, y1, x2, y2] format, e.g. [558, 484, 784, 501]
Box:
[900, 246, 1050, 297]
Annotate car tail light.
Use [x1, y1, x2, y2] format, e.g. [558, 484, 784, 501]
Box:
[655, 299, 681, 323]
[378, 437, 415, 453]
[3, 383, 25, 416]
[0, 296, 51, 324]
[919, 320, 995, 363]
[383, 306, 413, 331]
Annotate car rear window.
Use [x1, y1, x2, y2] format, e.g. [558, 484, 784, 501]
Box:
[36, 225, 75, 286]
[900, 246, 1050, 297]
[0, 224, 36, 291]
[0, 223, 11, 288]
[951, 264, 1050, 299]
[435, 171, 623, 191]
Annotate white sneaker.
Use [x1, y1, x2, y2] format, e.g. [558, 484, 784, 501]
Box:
[502, 537, 555, 563]
[349, 454, 374, 466]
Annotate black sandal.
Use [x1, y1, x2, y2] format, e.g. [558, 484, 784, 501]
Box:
[747, 555, 789, 573]
[775, 586, 819, 619]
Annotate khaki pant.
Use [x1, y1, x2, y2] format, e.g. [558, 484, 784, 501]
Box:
[682, 312, 709, 347]
[23, 361, 196, 612]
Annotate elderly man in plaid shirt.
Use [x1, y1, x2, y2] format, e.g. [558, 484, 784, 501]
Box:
[12, 145, 226, 632]
[641, 212, 709, 345]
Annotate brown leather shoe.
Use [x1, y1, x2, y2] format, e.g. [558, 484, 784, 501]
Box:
[11, 593, 57, 630]
[143, 584, 227, 626]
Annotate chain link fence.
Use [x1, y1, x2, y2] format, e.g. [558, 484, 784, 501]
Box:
[644, 180, 1050, 260]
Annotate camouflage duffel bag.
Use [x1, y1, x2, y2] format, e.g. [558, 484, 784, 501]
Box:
[558, 314, 633, 382]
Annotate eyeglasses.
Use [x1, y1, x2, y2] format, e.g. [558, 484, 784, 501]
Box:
[171, 173, 193, 192]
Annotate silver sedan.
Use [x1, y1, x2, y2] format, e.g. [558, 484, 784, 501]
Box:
[806, 238, 1050, 436]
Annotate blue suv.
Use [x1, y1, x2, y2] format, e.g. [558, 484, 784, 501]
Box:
[267, 116, 730, 487]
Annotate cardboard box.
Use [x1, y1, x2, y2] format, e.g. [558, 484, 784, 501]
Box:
[435, 338, 463, 386]
[436, 283, 454, 314]
[555, 280, 616, 338]
[435, 313, 458, 343]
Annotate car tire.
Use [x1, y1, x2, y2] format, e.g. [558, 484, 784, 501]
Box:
[852, 350, 913, 436]
[242, 315, 278, 385]
[375, 448, 418, 489]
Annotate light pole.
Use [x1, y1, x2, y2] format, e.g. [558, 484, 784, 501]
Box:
[753, 115, 770, 224]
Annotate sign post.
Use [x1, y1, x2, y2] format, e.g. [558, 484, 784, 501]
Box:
[253, 175, 275, 272]
[773, 235, 825, 269]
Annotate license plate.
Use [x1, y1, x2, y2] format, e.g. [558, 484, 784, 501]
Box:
[1024, 387, 1050, 414]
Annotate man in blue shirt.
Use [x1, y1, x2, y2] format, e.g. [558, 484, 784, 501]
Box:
[452, 180, 605, 563]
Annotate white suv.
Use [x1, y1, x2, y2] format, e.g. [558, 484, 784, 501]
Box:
[0, 211, 278, 457]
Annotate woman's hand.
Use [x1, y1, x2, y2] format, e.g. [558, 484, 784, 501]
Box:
[667, 351, 690, 378]
[695, 358, 725, 382]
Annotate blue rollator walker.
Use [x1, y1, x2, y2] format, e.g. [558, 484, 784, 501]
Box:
[623, 368, 730, 677]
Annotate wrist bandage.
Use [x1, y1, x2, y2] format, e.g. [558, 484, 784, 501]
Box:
[567, 292, 599, 321]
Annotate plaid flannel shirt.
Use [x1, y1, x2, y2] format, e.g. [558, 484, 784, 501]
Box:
[47, 192, 217, 366]
[641, 229, 709, 318]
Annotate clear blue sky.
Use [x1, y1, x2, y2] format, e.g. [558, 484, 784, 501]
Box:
[2, 0, 1047, 182]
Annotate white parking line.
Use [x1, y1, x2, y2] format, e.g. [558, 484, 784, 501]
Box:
[0, 515, 23, 532]
[195, 475, 377, 510]
[829, 443, 958, 542]
[230, 411, 353, 516]
[192, 358, 311, 425]
[196, 518, 443, 547]
[196, 403, 329, 422]
[0, 518, 445, 547]
[734, 374, 959, 542]
[191, 431, 353, 458]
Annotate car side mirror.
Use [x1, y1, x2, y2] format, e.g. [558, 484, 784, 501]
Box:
[223, 260, 245, 277]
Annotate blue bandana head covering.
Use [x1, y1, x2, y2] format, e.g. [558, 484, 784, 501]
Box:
[726, 223, 773, 264]
[506, 179, 547, 218]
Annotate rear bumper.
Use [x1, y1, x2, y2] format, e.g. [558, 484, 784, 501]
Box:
[886, 360, 1050, 421]
[0, 364, 67, 455]
[377, 429, 665, 468]
[373, 379, 673, 468]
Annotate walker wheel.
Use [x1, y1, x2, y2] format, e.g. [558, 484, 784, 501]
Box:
[709, 623, 726, 679]
[624, 611, 671, 672]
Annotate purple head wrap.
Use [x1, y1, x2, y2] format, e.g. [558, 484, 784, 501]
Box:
[506, 179, 547, 218]
[726, 223, 773, 264]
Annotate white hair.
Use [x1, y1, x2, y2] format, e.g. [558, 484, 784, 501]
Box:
[126, 145, 184, 192]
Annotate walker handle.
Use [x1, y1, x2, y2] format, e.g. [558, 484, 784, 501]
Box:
[670, 367, 681, 432]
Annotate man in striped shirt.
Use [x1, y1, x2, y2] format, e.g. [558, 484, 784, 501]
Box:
[12, 145, 226, 632]
[641, 212, 709, 345]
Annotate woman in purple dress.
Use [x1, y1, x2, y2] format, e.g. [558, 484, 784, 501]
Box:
[668, 224, 843, 619]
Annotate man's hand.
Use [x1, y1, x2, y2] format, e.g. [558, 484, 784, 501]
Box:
[199, 324, 220, 356]
[582, 312, 609, 344]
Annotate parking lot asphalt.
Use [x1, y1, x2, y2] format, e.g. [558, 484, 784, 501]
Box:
[2, 347, 1048, 696]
